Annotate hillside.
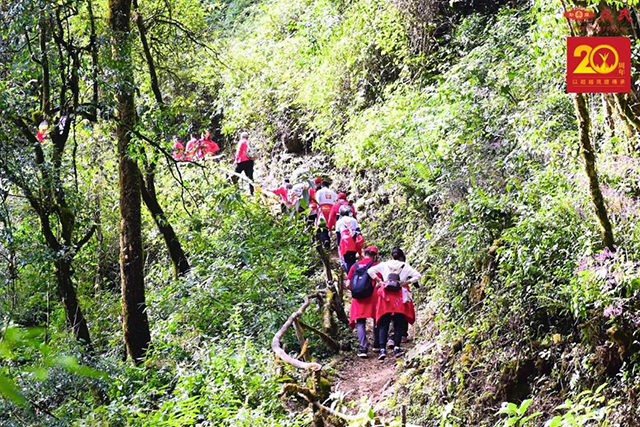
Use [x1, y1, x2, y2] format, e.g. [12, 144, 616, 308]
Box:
[1, 0, 640, 426]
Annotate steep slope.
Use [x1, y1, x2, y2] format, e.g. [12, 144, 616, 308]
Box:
[211, 0, 640, 425]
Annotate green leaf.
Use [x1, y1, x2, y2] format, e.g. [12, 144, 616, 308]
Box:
[48, 356, 108, 379]
[544, 416, 562, 427]
[499, 401, 518, 416]
[518, 399, 533, 415]
[0, 374, 27, 406]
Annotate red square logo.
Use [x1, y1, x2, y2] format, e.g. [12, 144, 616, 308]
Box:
[567, 37, 630, 93]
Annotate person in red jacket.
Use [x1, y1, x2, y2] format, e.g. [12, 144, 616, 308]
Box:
[233, 132, 255, 195]
[368, 248, 421, 360]
[308, 177, 322, 202]
[347, 246, 381, 358]
[270, 178, 293, 211]
[172, 139, 185, 161]
[328, 192, 357, 232]
[185, 136, 200, 160]
[200, 130, 220, 157]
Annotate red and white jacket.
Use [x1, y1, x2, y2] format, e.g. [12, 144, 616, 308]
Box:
[235, 139, 253, 164]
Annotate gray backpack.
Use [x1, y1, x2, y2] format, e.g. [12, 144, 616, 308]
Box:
[385, 264, 405, 292]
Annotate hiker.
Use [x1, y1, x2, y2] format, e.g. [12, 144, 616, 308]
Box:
[185, 136, 200, 160]
[172, 139, 185, 161]
[328, 193, 357, 246]
[200, 130, 220, 157]
[346, 246, 381, 358]
[368, 248, 421, 360]
[335, 205, 363, 273]
[315, 181, 338, 248]
[290, 181, 311, 211]
[390, 248, 418, 344]
[315, 181, 338, 222]
[233, 132, 255, 195]
[271, 178, 293, 211]
[308, 199, 319, 227]
[309, 177, 322, 202]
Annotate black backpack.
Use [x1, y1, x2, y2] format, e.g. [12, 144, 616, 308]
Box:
[385, 264, 405, 292]
[351, 260, 375, 299]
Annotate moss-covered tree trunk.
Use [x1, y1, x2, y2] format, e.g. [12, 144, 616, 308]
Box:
[140, 171, 190, 277]
[133, 1, 190, 277]
[109, 0, 150, 364]
[54, 258, 92, 345]
[573, 93, 615, 251]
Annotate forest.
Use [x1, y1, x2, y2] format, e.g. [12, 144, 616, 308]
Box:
[1, 0, 640, 425]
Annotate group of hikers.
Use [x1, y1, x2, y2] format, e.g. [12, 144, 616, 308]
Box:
[172, 131, 257, 195]
[270, 177, 422, 360]
[172, 131, 422, 360]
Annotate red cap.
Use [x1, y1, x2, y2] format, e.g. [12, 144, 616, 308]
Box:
[338, 192, 347, 200]
[364, 246, 378, 254]
[314, 177, 322, 184]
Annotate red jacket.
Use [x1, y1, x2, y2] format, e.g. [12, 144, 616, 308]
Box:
[201, 137, 219, 156]
[235, 139, 252, 164]
[347, 258, 380, 326]
[375, 285, 415, 324]
[271, 186, 292, 207]
[328, 200, 357, 230]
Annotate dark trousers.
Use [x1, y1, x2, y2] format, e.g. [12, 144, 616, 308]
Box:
[343, 251, 357, 273]
[317, 226, 331, 248]
[355, 319, 380, 352]
[378, 313, 406, 348]
[233, 160, 254, 195]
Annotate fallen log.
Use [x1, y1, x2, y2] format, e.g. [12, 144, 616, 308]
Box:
[272, 294, 322, 371]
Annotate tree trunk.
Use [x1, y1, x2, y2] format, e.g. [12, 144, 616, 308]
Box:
[606, 94, 635, 138]
[109, 0, 150, 364]
[140, 171, 190, 277]
[54, 258, 92, 346]
[614, 93, 640, 132]
[134, 1, 190, 277]
[573, 93, 615, 251]
[602, 94, 615, 134]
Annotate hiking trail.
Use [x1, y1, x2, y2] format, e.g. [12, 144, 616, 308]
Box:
[327, 249, 416, 415]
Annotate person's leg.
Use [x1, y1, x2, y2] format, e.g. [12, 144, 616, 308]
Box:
[335, 231, 341, 250]
[318, 225, 330, 248]
[356, 319, 367, 354]
[373, 322, 380, 350]
[232, 163, 242, 186]
[344, 251, 357, 272]
[392, 314, 405, 348]
[378, 313, 391, 359]
[307, 213, 317, 227]
[245, 160, 255, 195]
[401, 316, 409, 341]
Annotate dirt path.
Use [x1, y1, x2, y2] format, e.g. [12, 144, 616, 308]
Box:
[333, 341, 412, 407]
[327, 249, 413, 413]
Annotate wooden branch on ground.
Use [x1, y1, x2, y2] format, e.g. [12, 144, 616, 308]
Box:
[272, 295, 322, 371]
[322, 289, 337, 337]
[293, 319, 311, 362]
[330, 282, 349, 326]
[298, 320, 341, 352]
[279, 383, 317, 401]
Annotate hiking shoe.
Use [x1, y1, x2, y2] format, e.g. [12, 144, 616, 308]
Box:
[357, 352, 368, 359]
[387, 339, 395, 348]
[378, 350, 386, 361]
[393, 346, 404, 356]
[372, 346, 381, 352]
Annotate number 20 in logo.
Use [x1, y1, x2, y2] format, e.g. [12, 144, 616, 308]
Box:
[567, 37, 630, 93]
[572, 44, 618, 74]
